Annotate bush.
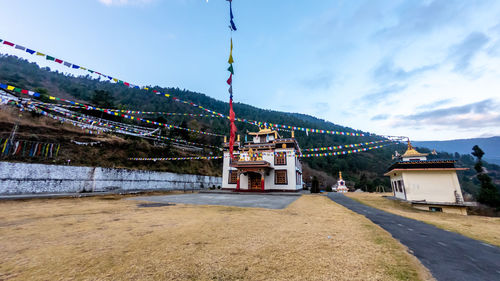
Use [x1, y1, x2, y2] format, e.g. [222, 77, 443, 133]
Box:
[310, 176, 320, 193]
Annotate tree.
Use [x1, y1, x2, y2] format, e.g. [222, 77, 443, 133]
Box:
[310, 176, 320, 193]
[472, 145, 500, 207]
[91, 90, 114, 108]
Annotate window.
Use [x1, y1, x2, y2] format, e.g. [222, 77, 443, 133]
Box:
[429, 207, 443, 212]
[275, 152, 287, 165]
[275, 170, 288, 185]
[296, 171, 302, 185]
[228, 170, 238, 184]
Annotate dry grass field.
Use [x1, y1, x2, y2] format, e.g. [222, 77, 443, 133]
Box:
[346, 193, 500, 247]
[0, 194, 433, 281]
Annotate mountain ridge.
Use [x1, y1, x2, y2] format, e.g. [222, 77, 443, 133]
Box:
[414, 137, 500, 165]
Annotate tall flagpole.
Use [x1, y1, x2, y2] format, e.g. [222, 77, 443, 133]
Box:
[227, 0, 237, 161]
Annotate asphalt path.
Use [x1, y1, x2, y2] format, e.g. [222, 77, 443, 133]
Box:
[327, 193, 500, 281]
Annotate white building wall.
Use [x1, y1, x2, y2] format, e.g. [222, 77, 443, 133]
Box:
[389, 172, 406, 200]
[402, 171, 462, 203]
[221, 148, 302, 191]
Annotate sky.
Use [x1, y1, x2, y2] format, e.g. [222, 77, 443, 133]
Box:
[1, 0, 499, 141]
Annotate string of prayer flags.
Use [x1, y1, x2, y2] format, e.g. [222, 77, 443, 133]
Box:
[300, 143, 397, 158]
[1, 39, 387, 138]
[129, 156, 223, 161]
[302, 140, 391, 152]
[226, 2, 238, 160]
[0, 138, 60, 158]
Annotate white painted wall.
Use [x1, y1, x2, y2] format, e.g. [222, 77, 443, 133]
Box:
[402, 171, 463, 203]
[221, 149, 302, 191]
[390, 172, 406, 200]
[0, 161, 222, 194]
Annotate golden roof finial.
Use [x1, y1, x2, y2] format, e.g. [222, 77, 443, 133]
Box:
[339, 171, 343, 180]
[402, 139, 428, 157]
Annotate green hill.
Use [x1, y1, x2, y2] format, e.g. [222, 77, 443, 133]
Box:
[1, 54, 497, 195]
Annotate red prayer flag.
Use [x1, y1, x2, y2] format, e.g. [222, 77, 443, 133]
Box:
[124, 82, 130, 87]
[21, 89, 28, 94]
[226, 74, 232, 85]
[3, 41, 14, 46]
[55, 59, 63, 64]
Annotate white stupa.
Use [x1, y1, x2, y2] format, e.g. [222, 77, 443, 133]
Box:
[337, 171, 348, 193]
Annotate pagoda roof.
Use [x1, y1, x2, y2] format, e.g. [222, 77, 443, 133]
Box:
[385, 159, 469, 175]
[248, 127, 280, 138]
[401, 140, 428, 157]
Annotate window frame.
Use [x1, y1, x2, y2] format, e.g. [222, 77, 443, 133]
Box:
[274, 152, 287, 166]
[228, 170, 238, 184]
[275, 170, 288, 185]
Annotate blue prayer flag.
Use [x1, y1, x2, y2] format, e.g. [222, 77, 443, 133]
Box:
[26, 49, 36, 55]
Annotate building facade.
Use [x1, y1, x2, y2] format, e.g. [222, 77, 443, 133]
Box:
[385, 141, 468, 215]
[222, 128, 302, 191]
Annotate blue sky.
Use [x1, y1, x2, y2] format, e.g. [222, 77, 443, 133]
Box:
[1, 0, 500, 141]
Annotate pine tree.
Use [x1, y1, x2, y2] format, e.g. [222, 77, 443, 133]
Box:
[472, 145, 500, 207]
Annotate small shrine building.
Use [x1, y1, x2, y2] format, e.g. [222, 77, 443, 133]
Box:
[336, 171, 348, 193]
[385, 141, 468, 215]
[222, 128, 303, 191]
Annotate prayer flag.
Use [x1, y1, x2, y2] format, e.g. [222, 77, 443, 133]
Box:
[227, 74, 232, 85]
[63, 62, 71, 67]
[3, 41, 14, 46]
[46, 56, 55, 61]
[26, 49, 36, 54]
[228, 0, 237, 31]
[15, 45, 26, 51]
[227, 64, 234, 74]
[55, 59, 63, 64]
[36, 52, 45, 56]
[72, 64, 80, 69]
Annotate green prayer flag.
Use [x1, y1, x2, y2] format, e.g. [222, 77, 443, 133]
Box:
[46, 56, 55, 61]
[14, 88, 21, 93]
[227, 64, 234, 75]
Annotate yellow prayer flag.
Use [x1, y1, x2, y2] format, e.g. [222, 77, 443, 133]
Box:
[36, 52, 45, 56]
[6, 85, 14, 91]
[112, 78, 118, 82]
[49, 96, 55, 100]
[144, 87, 149, 90]
[228, 53, 234, 64]
[80, 67, 87, 70]
[164, 94, 170, 97]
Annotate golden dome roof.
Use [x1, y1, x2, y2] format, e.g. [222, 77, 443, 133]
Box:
[402, 140, 428, 157]
[248, 126, 279, 137]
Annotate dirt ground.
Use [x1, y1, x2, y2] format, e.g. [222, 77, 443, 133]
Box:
[0, 194, 433, 281]
[346, 193, 500, 247]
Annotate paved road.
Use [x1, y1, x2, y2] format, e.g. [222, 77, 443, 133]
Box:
[327, 193, 500, 281]
[130, 193, 300, 209]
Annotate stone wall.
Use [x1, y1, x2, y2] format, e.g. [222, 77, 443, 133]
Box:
[0, 162, 222, 194]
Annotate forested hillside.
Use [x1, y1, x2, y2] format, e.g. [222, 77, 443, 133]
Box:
[1, 54, 498, 195]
